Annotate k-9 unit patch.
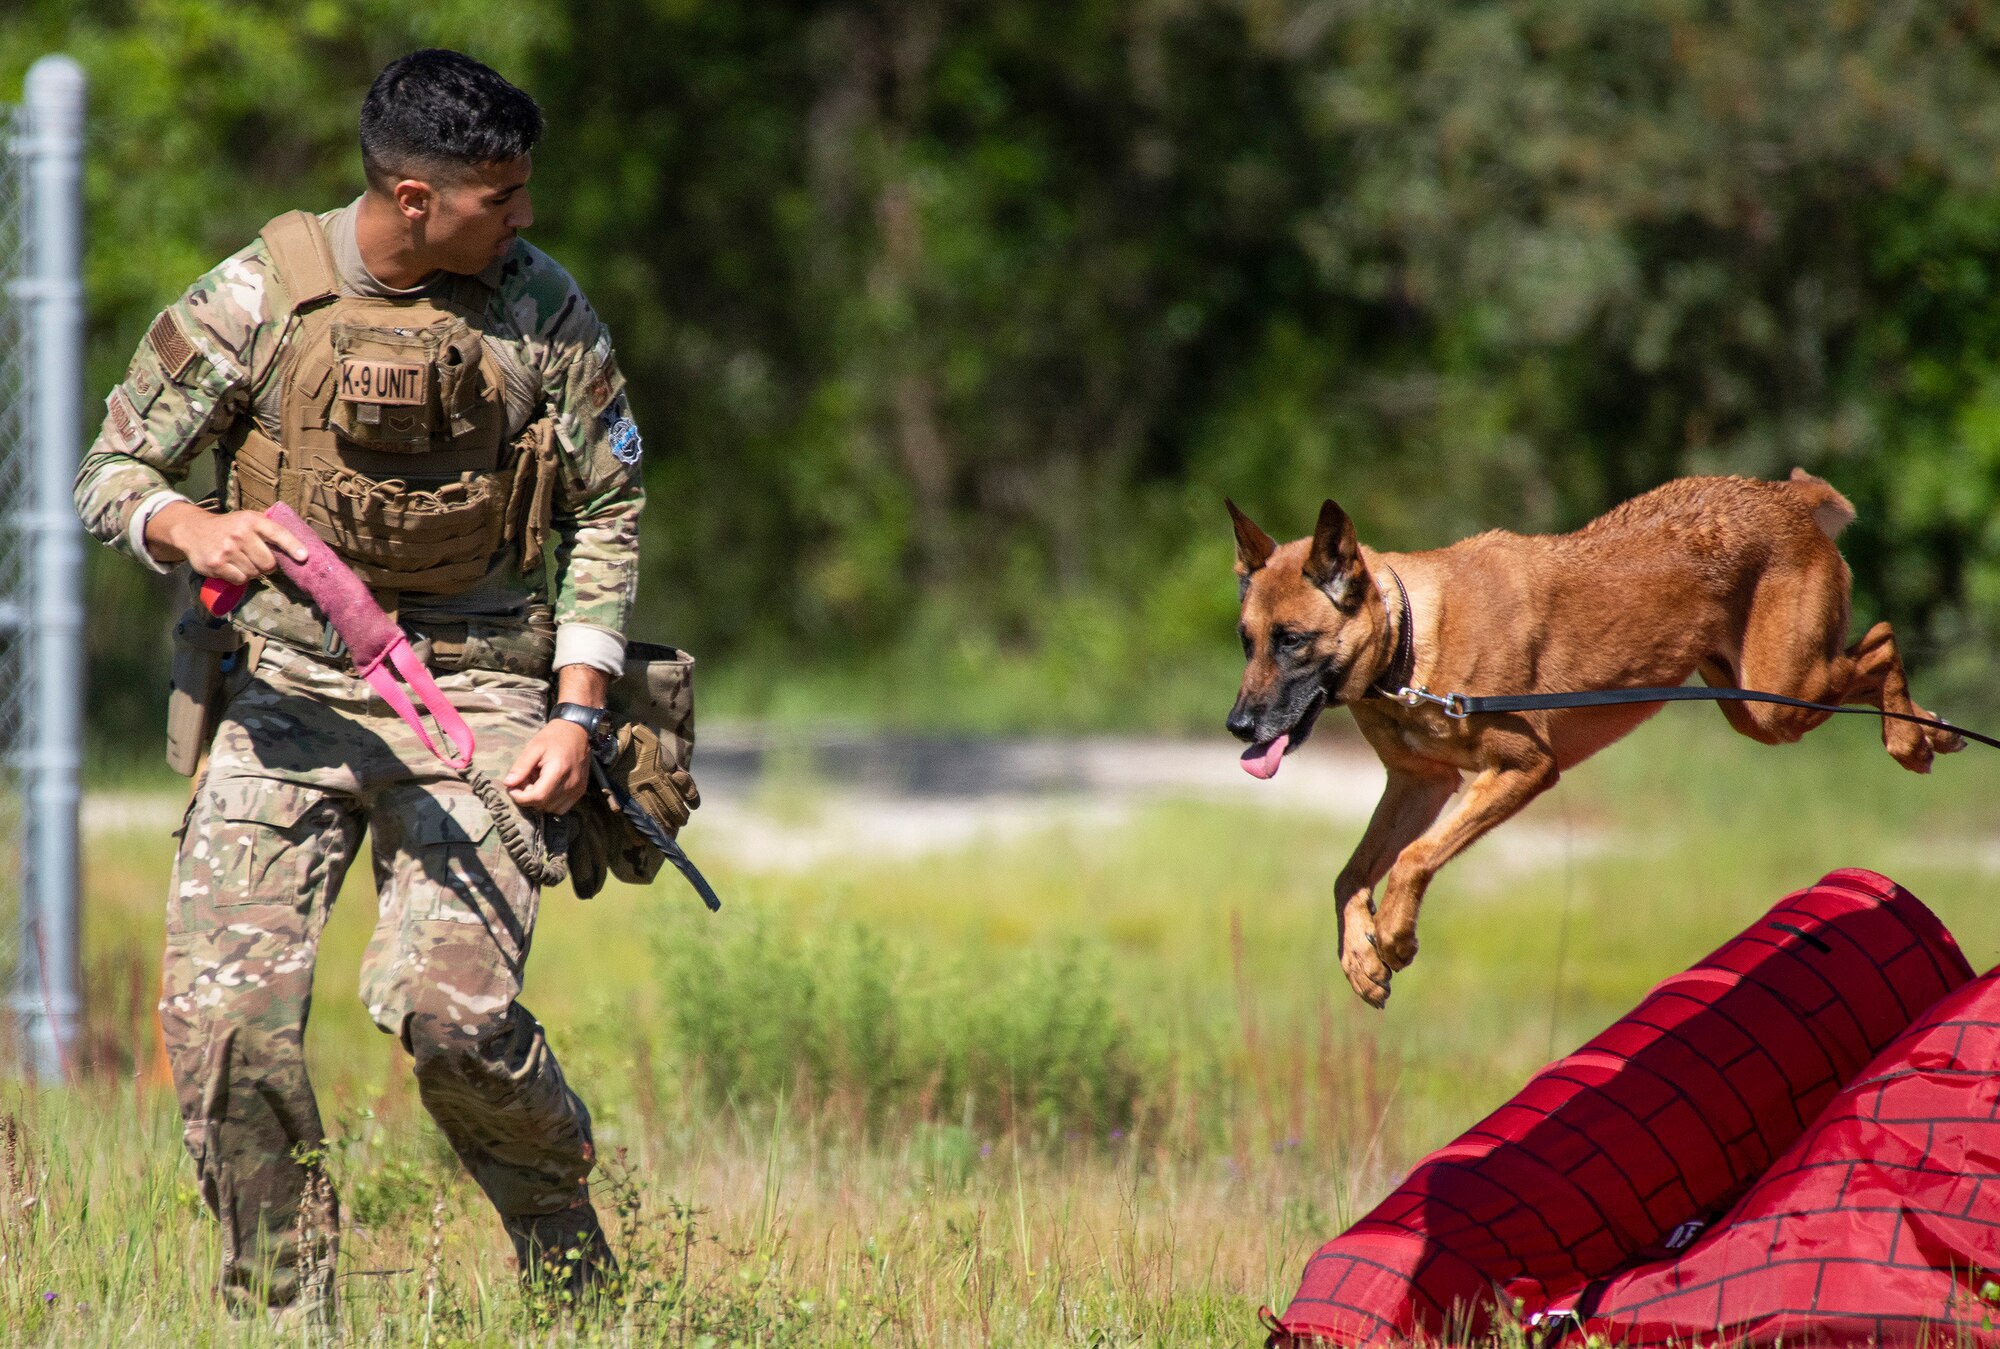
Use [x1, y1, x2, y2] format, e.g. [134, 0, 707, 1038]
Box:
[602, 393, 642, 464]
[338, 359, 427, 405]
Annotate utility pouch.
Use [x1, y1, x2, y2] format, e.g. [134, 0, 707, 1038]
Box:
[166, 605, 247, 776]
[568, 643, 700, 897]
[611, 643, 696, 778]
[502, 415, 560, 567]
[327, 320, 439, 449]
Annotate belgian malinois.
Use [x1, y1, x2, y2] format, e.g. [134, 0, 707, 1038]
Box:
[1226, 472, 1962, 1007]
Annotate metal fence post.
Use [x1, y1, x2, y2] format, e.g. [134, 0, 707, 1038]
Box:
[11, 55, 85, 1081]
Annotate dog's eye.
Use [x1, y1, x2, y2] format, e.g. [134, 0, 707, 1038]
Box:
[1282, 630, 1313, 653]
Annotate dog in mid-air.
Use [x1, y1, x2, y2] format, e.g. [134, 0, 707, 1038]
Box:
[1226, 471, 1963, 1008]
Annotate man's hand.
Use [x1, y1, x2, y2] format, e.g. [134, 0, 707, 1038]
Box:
[504, 663, 610, 815]
[147, 502, 308, 583]
[503, 720, 592, 814]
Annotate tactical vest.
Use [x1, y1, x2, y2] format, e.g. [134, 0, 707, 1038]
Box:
[223, 211, 557, 594]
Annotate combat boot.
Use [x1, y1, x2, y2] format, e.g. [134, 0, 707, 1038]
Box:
[503, 1199, 620, 1305]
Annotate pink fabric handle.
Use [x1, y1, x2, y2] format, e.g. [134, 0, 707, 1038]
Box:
[262, 502, 476, 771]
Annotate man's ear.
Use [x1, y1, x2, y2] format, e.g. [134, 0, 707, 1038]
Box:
[1227, 499, 1276, 576]
[1303, 498, 1367, 610]
[392, 178, 435, 221]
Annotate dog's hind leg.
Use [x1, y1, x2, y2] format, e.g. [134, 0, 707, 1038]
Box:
[1363, 746, 1559, 1005]
[1730, 562, 1961, 771]
[1336, 767, 1460, 1008]
[1719, 551, 1854, 747]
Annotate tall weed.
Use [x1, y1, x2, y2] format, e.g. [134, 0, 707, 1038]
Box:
[659, 913, 1151, 1136]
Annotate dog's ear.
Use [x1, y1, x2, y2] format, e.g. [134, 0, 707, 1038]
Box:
[1227, 499, 1276, 576]
[1303, 498, 1367, 610]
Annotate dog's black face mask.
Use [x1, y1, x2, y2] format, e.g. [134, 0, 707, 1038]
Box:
[1225, 498, 1383, 779]
[1228, 620, 1331, 771]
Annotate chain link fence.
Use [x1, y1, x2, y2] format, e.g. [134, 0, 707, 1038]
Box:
[0, 100, 28, 1055]
[3, 56, 85, 1079]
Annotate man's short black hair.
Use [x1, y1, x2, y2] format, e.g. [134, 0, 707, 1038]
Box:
[360, 49, 542, 190]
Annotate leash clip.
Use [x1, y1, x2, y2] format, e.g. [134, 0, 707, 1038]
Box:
[1393, 686, 1470, 718]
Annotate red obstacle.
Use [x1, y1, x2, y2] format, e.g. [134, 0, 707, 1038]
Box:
[1553, 960, 2000, 1345]
[1269, 870, 1973, 1346]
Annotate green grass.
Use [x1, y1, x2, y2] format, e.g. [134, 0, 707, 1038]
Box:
[7, 707, 2000, 1344]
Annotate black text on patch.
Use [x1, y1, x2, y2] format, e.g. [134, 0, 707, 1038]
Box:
[338, 359, 427, 405]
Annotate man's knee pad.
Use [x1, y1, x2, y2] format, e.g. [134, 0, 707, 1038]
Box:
[405, 999, 552, 1090]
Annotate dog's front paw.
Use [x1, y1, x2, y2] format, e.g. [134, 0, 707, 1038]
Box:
[1341, 926, 1394, 1008]
[1374, 925, 1419, 972]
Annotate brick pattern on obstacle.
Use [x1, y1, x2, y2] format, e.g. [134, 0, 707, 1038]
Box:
[1272, 870, 1973, 1346]
[1562, 963, 2000, 1345]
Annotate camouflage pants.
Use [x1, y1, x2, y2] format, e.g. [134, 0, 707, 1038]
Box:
[158, 642, 597, 1314]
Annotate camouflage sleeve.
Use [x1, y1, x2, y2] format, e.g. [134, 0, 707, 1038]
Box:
[73, 243, 287, 568]
[513, 246, 644, 672]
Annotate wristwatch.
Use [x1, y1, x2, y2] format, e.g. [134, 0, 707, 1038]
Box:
[550, 702, 609, 737]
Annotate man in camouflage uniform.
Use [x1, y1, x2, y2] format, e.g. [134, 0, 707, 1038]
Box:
[72, 51, 642, 1315]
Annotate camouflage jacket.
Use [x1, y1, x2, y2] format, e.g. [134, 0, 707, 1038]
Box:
[73, 199, 645, 674]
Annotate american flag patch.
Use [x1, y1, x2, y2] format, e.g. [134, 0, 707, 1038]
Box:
[147, 311, 196, 381]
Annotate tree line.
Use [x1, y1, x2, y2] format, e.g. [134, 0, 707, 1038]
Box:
[8, 1, 2000, 749]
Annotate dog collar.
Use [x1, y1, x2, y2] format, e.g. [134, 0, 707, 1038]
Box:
[1370, 564, 1417, 699]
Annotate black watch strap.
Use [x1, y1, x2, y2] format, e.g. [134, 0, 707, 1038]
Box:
[551, 702, 608, 736]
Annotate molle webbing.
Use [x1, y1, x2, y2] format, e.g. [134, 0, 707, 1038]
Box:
[229, 424, 509, 592]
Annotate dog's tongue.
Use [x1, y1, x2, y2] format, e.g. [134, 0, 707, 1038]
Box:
[1241, 734, 1289, 780]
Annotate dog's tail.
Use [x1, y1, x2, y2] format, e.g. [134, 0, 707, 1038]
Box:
[1788, 467, 1857, 539]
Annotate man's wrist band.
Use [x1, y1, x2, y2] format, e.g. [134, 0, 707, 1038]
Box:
[550, 702, 608, 736]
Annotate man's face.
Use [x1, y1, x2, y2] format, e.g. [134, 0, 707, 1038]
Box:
[403, 154, 534, 274]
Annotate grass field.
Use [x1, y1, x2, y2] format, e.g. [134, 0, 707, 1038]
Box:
[5, 709, 2000, 1345]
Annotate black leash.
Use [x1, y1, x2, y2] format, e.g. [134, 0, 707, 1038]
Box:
[1379, 683, 2000, 751]
[587, 746, 722, 911]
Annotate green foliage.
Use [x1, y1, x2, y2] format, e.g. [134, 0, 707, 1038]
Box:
[345, 1153, 438, 1231]
[659, 912, 1147, 1135]
[9, 3, 2000, 744]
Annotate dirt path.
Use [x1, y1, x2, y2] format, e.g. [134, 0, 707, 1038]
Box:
[79, 732, 1609, 879]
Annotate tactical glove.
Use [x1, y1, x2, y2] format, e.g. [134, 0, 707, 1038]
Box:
[610, 721, 700, 835]
[565, 722, 702, 896]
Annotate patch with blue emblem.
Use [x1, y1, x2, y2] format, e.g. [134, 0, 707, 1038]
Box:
[601, 393, 642, 464]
